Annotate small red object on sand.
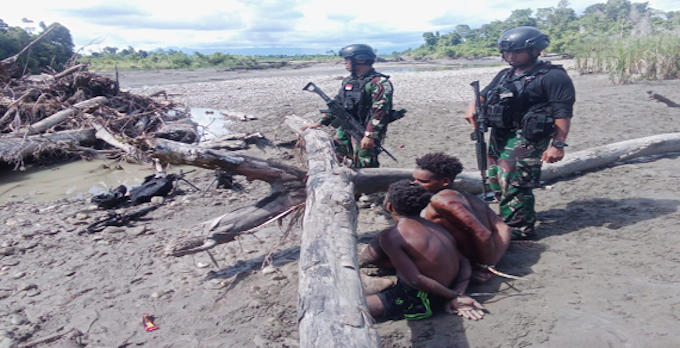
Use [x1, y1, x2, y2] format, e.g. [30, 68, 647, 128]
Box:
[142, 313, 159, 332]
[397, 145, 405, 149]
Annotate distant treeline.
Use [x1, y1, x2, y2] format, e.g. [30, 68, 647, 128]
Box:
[1, 0, 679, 83]
[407, 0, 680, 59]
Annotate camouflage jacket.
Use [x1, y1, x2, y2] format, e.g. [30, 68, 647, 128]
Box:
[319, 69, 394, 139]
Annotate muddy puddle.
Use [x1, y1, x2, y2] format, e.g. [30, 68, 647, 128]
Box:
[0, 107, 226, 203]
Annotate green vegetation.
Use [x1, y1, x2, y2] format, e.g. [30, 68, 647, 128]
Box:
[0, 22, 75, 74]
[406, 0, 680, 83]
[1, 0, 679, 83]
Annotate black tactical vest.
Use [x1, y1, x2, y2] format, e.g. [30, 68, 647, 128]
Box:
[338, 71, 389, 126]
[484, 62, 565, 130]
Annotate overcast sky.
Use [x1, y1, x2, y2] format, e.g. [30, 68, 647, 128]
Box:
[3, 0, 679, 55]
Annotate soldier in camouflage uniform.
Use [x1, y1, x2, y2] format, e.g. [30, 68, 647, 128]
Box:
[301, 44, 394, 168]
[464, 26, 576, 240]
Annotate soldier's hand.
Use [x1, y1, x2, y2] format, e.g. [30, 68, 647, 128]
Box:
[464, 101, 477, 128]
[300, 122, 322, 131]
[541, 146, 565, 163]
[361, 136, 375, 150]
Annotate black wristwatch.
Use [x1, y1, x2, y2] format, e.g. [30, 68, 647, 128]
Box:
[551, 141, 568, 148]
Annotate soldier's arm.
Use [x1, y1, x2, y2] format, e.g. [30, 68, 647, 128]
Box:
[364, 77, 393, 139]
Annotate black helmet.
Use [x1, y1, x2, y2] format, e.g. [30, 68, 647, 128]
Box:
[338, 44, 376, 62]
[497, 26, 549, 52]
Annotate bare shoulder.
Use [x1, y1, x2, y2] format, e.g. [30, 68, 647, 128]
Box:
[431, 189, 466, 206]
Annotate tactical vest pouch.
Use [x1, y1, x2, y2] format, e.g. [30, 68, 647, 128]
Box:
[485, 86, 515, 129]
[521, 104, 555, 141]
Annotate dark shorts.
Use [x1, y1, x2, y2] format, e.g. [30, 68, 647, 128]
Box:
[376, 278, 444, 321]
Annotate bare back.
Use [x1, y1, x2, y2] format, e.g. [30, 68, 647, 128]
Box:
[380, 217, 460, 288]
[424, 188, 507, 262]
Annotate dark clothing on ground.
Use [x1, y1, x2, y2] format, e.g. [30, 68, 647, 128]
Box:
[376, 277, 445, 321]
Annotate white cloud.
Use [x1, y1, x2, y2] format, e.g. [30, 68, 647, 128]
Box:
[3, 0, 679, 54]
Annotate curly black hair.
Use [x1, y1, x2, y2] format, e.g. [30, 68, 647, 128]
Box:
[415, 152, 464, 180]
[387, 180, 433, 216]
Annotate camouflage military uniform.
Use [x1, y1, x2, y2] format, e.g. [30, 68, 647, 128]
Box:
[482, 61, 575, 238]
[487, 128, 551, 237]
[319, 69, 394, 168]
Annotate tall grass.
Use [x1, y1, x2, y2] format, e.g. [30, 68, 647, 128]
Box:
[570, 33, 680, 84]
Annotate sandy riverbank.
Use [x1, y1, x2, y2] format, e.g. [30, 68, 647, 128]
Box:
[1, 60, 679, 348]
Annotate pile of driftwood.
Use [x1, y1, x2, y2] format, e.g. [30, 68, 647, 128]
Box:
[0, 62, 200, 168]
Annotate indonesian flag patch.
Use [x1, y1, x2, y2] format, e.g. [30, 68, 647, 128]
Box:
[345, 84, 354, 90]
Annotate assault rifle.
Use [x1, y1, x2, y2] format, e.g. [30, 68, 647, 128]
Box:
[470, 81, 492, 202]
[303, 82, 404, 162]
[80, 205, 160, 234]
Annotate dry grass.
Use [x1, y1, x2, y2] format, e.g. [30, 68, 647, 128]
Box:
[572, 33, 680, 84]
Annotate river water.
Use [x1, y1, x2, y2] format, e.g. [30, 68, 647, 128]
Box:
[0, 107, 229, 203]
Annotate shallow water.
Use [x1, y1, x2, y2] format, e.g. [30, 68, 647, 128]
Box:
[0, 158, 199, 203]
[188, 107, 233, 140]
[0, 107, 223, 203]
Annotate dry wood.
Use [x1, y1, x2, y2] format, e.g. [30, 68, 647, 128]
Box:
[541, 132, 680, 181]
[148, 138, 307, 256]
[0, 129, 96, 164]
[158, 130, 680, 257]
[286, 115, 381, 348]
[89, 119, 137, 155]
[12, 96, 108, 137]
[647, 90, 680, 107]
[0, 25, 57, 66]
[52, 63, 89, 79]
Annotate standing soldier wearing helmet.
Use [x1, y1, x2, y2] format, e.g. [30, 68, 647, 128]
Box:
[301, 44, 394, 168]
[464, 26, 576, 240]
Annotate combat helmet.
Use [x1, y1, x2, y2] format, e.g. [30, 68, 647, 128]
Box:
[338, 44, 376, 63]
[497, 26, 549, 52]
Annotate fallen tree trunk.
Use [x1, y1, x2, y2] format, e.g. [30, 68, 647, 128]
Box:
[158, 130, 680, 256]
[12, 96, 108, 137]
[147, 138, 307, 256]
[0, 128, 96, 165]
[286, 115, 381, 348]
[541, 132, 680, 180]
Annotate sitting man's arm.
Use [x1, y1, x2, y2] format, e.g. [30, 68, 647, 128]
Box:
[445, 252, 486, 321]
[358, 227, 394, 269]
[380, 231, 460, 300]
[431, 192, 496, 265]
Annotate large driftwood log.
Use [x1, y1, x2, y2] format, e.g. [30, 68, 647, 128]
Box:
[148, 138, 307, 256]
[12, 96, 108, 137]
[0, 129, 96, 164]
[286, 115, 381, 348]
[541, 132, 680, 180]
[158, 131, 680, 256]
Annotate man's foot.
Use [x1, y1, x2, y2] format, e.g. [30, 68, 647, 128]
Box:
[511, 227, 538, 241]
[360, 274, 395, 295]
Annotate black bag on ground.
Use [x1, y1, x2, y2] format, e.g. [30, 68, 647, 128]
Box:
[129, 174, 174, 205]
[91, 185, 128, 209]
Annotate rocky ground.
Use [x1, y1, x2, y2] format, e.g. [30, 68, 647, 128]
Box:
[1, 59, 679, 348]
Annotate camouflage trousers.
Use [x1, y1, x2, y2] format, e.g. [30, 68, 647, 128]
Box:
[335, 127, 382, 169]
[487, 128, 550, 234]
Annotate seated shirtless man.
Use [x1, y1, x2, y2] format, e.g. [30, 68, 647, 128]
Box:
[363, 180, 486, 322]
[413, 152, 512, 281]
